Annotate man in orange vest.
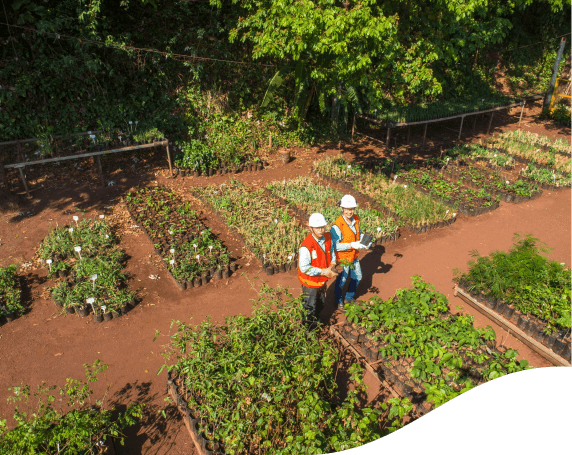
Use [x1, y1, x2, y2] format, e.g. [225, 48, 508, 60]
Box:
[298, 213, 338, 329]
[331, 195, 368, 310]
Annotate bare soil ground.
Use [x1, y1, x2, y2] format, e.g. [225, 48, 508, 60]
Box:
[0, 102, 569, 454]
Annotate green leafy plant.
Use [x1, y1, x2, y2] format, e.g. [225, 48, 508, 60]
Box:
[0, 361, 144, 454]
[0, 265, 24, 318]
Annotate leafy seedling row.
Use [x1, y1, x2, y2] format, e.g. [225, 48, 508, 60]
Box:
[0, 265, 23, 325]
[124, 186, 238, 290]
[192, 180, 305, 274]
[439, 164, 542, 203]
[453, 235, 571, 362]
[342, 276, 531, 411]
[312, 157, 455, 234]
[36, 217, 138, 323]
[264, 176, 400, 245]
[159, 284, 415, 455]
[394, 169, 501, 216]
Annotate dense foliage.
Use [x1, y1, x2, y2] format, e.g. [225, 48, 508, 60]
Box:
[345, 276, 532, 407]
[0, 361, 143, 454]
[1, 0, 569, 142]
[160, 284, 409, 454]
[36, 217, 136, 315]
[454, 235, 571, 333]
[0, 265, 23, 318]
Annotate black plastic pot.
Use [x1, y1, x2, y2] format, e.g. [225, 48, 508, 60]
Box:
[120, 305, 128, 315]
[93, 313, 103, 323]
[201, 276, 208, 286]
[65, 306, 75, 315]
[77, 306, 89, 317]
[222, 270, 230, 279]
[58, 270, 68, 279]
[265, 266, 274, 276]
[103, 312, 113, 322]
[214, 270, 222, 280]
[194, 277, 201, 288]
[229, 262, 237, 272]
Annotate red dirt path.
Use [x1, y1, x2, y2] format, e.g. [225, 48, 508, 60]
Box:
[0, 105, 570, 454]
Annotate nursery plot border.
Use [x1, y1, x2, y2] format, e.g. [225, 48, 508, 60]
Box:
[167, 372, 223, 455]
[481, 145, 572, 178]
[124, 188, 239, 291]
[329, 325, 433, 419]
[0, 140, 172, 196]
[454, 285, 571, 366]
[312, 167, 456, 234]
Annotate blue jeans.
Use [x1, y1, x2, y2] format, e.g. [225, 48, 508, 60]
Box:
[335, 260, 362, 304]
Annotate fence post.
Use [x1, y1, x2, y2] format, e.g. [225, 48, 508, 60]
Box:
[487, 112, 495, 135]
[386, 126, 391, 148]
[458, 116, 465, 140]
[166, 142, 173, 176]
[422, 123, 428, 149]
[17, 166, 31, 198]
[518, 101, 526, 125]
[545, 37, 567, 108]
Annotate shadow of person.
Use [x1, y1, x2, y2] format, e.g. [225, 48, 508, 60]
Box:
[355, 244, 394, 299]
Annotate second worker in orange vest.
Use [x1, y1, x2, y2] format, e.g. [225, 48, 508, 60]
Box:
[331, 195, 368, 310]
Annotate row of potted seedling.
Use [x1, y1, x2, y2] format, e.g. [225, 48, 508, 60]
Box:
[0, 265, 24, 325]
[37, 216, 138, 321]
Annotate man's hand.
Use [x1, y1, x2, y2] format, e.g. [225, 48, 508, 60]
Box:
[321, 267, 338, 278]
[350, 241, 367, 250]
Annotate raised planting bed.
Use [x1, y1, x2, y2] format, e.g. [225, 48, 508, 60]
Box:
[36, 217, 137, 322]
[483, 136, 571, 174]
[265, 176, 400, 244]
[440, 162, 542, 203]
[0, 264, 24, 325]
[161, 285, 416, 455]
[313, 156, 455, 234]
[193, 179, 305, 275]
[430, 144, 570, 189]
[453, 234, 571, 364]
[394, 168, 501, 216]
[124, 186, 237, 290]
[494, 130, 572, 159]
[341, 276, 532, 411]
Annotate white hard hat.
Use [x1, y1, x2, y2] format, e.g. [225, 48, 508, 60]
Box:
[308, 213, 328, 227]
[340, 195, 357, 208]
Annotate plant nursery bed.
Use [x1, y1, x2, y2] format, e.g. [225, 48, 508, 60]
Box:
[454, 285, 570, 366]
[161, 286, 416, 455]
[36, 217, 138, 323]
[264, 176, 400, 245]
[193, 180, 305, 275]
[340, 276, 532, 411]
[124, 186, 238, 290]
[394, 168, 501, 216]
[312, 156, 456, 234]
[453, 235, 571, 365]
[0, 264, 24, 325]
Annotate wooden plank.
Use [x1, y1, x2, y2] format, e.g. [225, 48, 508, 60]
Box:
[422, 123, 428, 149]
[95, 155, 105, 186]
[454, 285, 570, 367]
[458, 115, 465, 140]
[487, 112, 494, 135]
[167, 380, 208, 455]
[3, 140, 168, 169]
[17, 167, 31, 198]
[0, 128, 120, 147]
[329, 326, 400, 398]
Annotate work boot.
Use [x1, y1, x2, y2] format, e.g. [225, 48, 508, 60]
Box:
[337, 302, 345, 311]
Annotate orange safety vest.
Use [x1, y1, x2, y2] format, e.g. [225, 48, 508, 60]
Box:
[333, 214, 360, 263]
[298, 233, 333, 288]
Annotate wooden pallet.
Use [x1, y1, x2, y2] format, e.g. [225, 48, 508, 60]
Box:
[454, 285, 570, 367]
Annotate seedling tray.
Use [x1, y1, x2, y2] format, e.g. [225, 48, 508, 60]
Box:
[454, 284, 571, 366]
